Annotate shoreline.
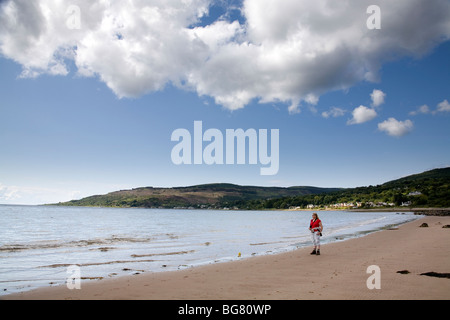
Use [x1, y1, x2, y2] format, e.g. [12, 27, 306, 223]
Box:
[3, 215, 449, 300]
[287, 207, 450, 214]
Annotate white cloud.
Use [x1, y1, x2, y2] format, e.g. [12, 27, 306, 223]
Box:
[409, 104, 430, 116]
[347, 105, 377, 125]
[378, 118, 414, 137]
[1, 0, 450, 111]
[322, 107, 346, 118]
[436, 99, 450, 113]
[370, 89, 386, 107]
[0, 183, 20, 202]
[410, 100, 450, 115]
[0, 183, 81, 205]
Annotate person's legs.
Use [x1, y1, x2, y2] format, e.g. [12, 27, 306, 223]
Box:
[316, 233, 321, 255]
[310, 232, 318, 254]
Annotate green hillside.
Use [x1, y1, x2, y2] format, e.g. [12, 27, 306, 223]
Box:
[241, 167, 450, 209]
[53, 167, 450, 209]
[55, 183, 341, 209]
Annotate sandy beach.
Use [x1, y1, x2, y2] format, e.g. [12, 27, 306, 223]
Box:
[3, 216, 449, 300]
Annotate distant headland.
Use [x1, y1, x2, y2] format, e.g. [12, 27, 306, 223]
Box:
[52, 167, 450, 212]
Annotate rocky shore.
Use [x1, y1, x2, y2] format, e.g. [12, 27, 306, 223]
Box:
[413, 208, 450, 216]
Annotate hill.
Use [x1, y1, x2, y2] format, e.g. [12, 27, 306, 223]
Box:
[243, 167, 450, 210]
[54, 167, 450, 209]
[55, 183, 341, 209]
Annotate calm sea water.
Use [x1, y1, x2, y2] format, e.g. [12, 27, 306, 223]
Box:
[0, 205, 421, 295]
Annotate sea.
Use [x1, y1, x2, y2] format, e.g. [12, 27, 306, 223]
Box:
[0, 204, 422, 296]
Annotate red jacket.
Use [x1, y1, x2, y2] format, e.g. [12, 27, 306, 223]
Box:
[310, 218, 321, 231]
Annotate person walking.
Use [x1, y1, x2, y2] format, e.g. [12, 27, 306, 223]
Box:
[309, 213, 323, 255]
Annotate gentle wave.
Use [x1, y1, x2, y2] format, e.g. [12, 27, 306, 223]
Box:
[39, 259, 158, 269]
[0, 234, 180, 252]
[250, 240, 293, 246]
[130, 250, 195, 258]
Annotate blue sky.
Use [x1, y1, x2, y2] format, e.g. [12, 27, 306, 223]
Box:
[1, 0, 449, 204]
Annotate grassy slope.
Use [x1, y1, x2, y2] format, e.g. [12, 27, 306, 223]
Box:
[56, 183, 342, 208]
[54, 167, 450, 209]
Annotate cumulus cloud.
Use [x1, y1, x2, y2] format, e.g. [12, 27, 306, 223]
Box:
[436, 99, 450, 113]
[1, 0, 450, 111]
[322, 107, 346, 118]
[347, 105, 377, 125]
[409, 100, 450, 115]
[370, 89, 386, 107]
[409, 104, 430, 116]
[378, 118, 414, 137]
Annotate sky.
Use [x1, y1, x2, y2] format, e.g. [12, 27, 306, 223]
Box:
[0, 0, 449, 205]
